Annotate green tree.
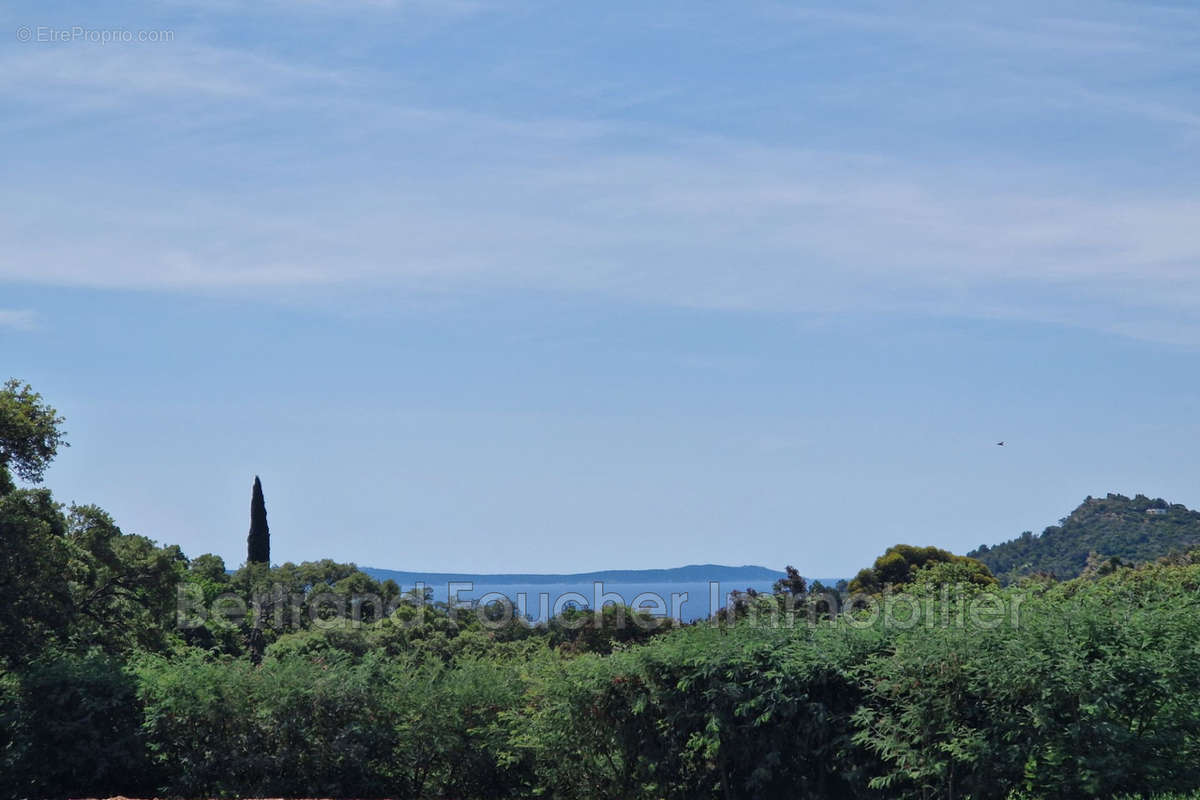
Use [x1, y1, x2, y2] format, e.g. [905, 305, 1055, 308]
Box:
[0, 381, 186, 664]
[247, 475, 270, 565]
[187, 552, 230, 596]
[0, 488, 72, 666]
[849, 544, 994, 595]
[772, 565, 807, 597]
[0, 378, 67, 484]
[64, 504, 185, 654]
[0, 494, 182, 664]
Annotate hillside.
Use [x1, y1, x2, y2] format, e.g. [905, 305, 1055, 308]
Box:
[969, 493, 1200, 582]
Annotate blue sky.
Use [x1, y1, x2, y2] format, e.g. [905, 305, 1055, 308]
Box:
[2, 0, 1198, 575]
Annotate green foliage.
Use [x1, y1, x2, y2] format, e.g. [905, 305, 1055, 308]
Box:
[971, 493, 1200, 583]
[518, 624, 887, 800]
[13, 554, 1200, 799]
[136, 649, 535, 798]
[0, 650, 155, 799]
[0, 491, 183, 668]
[773, 564, 808, 596]
[850, 544, 996, 595]
[137, 651, 399, 796]
[0, 378, 67, 483]
[547, 603, 674, 654]
[185, 552, 230, 603]
[0, 487, 73, 666]
[182, 558, 409, 656]
[854, 564, 1200, 799]
[65, 504, 185, 654]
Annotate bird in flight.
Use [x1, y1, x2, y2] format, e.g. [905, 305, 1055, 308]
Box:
[996, 441, 1005, 446]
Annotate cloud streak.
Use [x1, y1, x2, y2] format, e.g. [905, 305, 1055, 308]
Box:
[0, 310, 36, 331]
[2, 0, 1198, 343]
[4, 135, 1197, 319]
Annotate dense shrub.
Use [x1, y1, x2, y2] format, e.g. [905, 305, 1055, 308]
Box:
[0, 650, 156, 799]
[6, 567, 1200, 799]
[135, 649, 535, 798]
[517, 623, 889, 799]
[854, 566, 1200, 799]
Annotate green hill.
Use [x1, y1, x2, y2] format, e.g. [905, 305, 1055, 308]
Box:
[969, 493, 1200, 583]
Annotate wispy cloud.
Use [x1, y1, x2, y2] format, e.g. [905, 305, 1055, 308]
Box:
[3, 132, 1197, 319]
[159, 0, 492, 15]
[0, 310, 36, 331]
[2, 0, 1198, 342]
[778, 1, 1200, 58]
[773, 2, 1200, 135]
[0, 43, 346, 104]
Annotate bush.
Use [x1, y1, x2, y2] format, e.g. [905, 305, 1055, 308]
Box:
[135, 648, 535, 798]
[9, 555, 1200, 799]
[854, 568, 1200, 799]
[518, 623, 887, 799]
[0, 650, 155, 799]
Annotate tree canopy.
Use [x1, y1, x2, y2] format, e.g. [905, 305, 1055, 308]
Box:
[848, 544, 995, 595]
[0, 379, 67, 484]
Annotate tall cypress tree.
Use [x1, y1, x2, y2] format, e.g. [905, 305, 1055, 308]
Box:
[247, 475, 270, 565]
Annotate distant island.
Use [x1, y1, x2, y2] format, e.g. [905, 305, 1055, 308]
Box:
[360, 563, 790, 586]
